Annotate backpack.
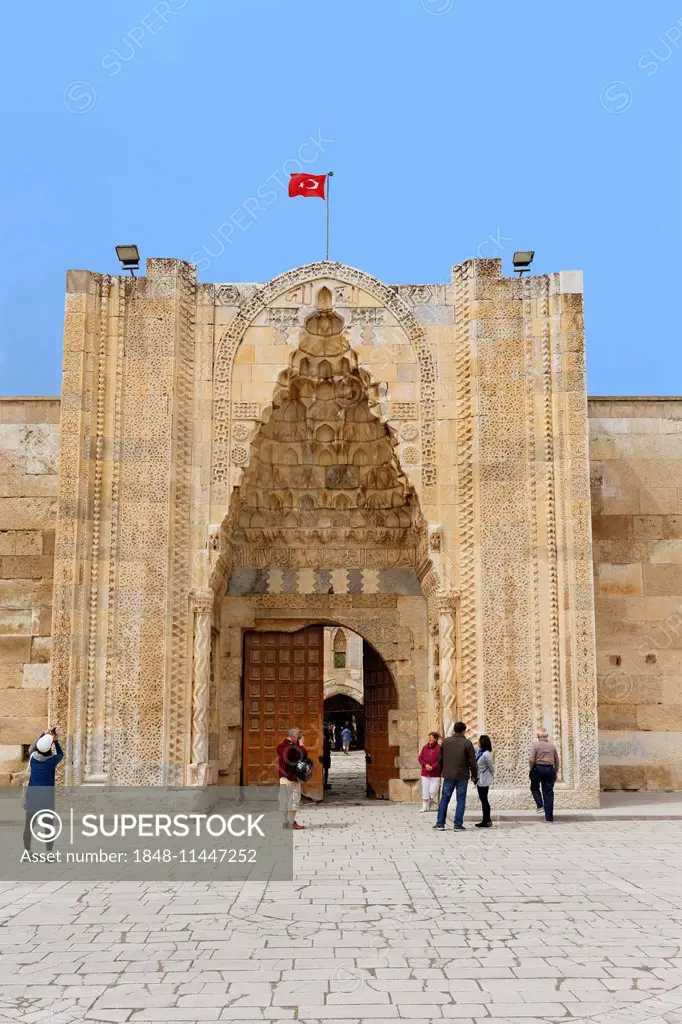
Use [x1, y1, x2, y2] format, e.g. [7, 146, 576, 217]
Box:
[294, 757, 314, 782]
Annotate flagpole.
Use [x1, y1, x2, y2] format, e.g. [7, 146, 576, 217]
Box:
[325, 171, 334, 261]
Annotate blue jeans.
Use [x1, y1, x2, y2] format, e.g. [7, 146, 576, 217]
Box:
[531, 765, 556, 821]
[436, 778, 469, 828]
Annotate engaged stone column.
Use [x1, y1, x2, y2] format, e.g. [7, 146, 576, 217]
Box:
[190, 590, 213, 782]
[438, 597, 458, 738]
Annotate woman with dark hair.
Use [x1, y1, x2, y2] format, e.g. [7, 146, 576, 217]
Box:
[475, 734, 494, 828]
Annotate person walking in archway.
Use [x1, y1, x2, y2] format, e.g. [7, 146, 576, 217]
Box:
[418, 731, 441, 811]
[434, 722, 478, 831]
[529, 727, 560, 822]
[341, 723, 352, 755]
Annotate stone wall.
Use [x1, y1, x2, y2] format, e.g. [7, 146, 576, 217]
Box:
[323, 627, 363, 702]
[1, 259, 601, 804]
[0, 397, 59, 781]
[590, 397, 682, 790]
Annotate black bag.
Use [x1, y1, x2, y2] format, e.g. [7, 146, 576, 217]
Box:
[294, 757, 314, 782]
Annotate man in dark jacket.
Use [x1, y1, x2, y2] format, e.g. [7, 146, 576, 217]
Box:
[433, 722, 477, 831]
[23, 728, 63, 852]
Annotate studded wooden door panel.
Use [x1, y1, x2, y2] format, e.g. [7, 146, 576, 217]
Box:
[243, 627, 324, 801]
[363, 640, 399, 799]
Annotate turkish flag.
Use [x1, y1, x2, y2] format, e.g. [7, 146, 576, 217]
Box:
[288, 173, 326, 199]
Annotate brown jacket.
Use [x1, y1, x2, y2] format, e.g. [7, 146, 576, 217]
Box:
[439, 733, 478, 782]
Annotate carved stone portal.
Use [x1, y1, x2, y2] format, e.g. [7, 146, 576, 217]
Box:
[48, 257, 599, 807]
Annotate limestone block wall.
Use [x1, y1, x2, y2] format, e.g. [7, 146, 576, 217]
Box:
[0, 397, 59, 780]
[590, 397, 682, 790]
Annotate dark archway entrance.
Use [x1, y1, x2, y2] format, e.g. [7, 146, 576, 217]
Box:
[324, 694, 365, 750]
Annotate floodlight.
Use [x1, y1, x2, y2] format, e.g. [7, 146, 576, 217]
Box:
[512, 250, 535, 276]
[115, 244, 140, 276]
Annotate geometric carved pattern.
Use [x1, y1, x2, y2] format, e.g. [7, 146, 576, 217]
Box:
[84, 278, 108, 779]
[231, 445, 248, 466]
[166, 266, 196, 785]
[522, 279, 544, 741]
[452, 264, 478, 733]
[477, 273, 536, 787]
[215, 284, 240, 306]
[399, 423, 419, 442]
[540, 281, 562, 755]
[227, 567, 422, 596]
[212, 262, 437, 501]
[351, 308, 385, 325]
[103, 277, 125, 778]
[232, 422, 251, 441]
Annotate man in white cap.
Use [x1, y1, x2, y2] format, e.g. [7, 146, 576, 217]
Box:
[23, 728, 63, 852]
[276, 727, 307, 831]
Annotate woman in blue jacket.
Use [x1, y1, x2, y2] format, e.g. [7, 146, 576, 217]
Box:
[23, 729, 63, 852]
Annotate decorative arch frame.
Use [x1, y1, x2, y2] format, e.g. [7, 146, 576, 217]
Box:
[332, 627, 347, 653]
[323, 681, 364, 704]
[211, 261, 437, 502]
[204, 263, 451, 796]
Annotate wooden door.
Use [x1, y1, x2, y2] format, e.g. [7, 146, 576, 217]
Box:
[243, 627, 324, 800]
[363, 640, 399, 799]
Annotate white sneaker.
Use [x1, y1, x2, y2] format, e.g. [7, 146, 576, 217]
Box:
[420, 805, 429, 813]
[535, 807, 544, 815]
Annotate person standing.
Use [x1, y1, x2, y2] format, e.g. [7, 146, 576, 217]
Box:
[276, 727, 307, 830]
[320, 724, 332, 791]
[529, 727, 560, 822]
[418, 732, 441, 811]
[341, 723, 352, 755]
[23, 728, 63, 852]
[433, 722, 478, 831]
[475, 734, 494, 828]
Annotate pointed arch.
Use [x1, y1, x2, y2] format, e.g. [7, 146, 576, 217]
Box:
[211, 261, 437, 501]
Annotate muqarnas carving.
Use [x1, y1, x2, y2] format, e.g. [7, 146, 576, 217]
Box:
[225, 288, 421, 570]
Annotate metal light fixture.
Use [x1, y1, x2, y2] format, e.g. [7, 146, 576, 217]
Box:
[512, 250, 535, 277]
[115, 244, 140, 277]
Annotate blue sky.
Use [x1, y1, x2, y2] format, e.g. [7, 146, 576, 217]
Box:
[1, 1, 680, 395]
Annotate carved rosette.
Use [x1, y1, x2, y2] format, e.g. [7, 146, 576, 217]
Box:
[438, 596, 458, 738]
[190, 590, 214, 772]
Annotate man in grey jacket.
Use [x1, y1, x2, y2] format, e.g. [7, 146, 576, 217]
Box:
[433, 722, 478, 831]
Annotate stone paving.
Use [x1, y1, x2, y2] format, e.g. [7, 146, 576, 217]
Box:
[323, 750, 368, 803]
[2, 760, 682, 1024]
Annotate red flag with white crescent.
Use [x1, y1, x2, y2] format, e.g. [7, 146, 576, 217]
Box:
[288, 173, 327, 199]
